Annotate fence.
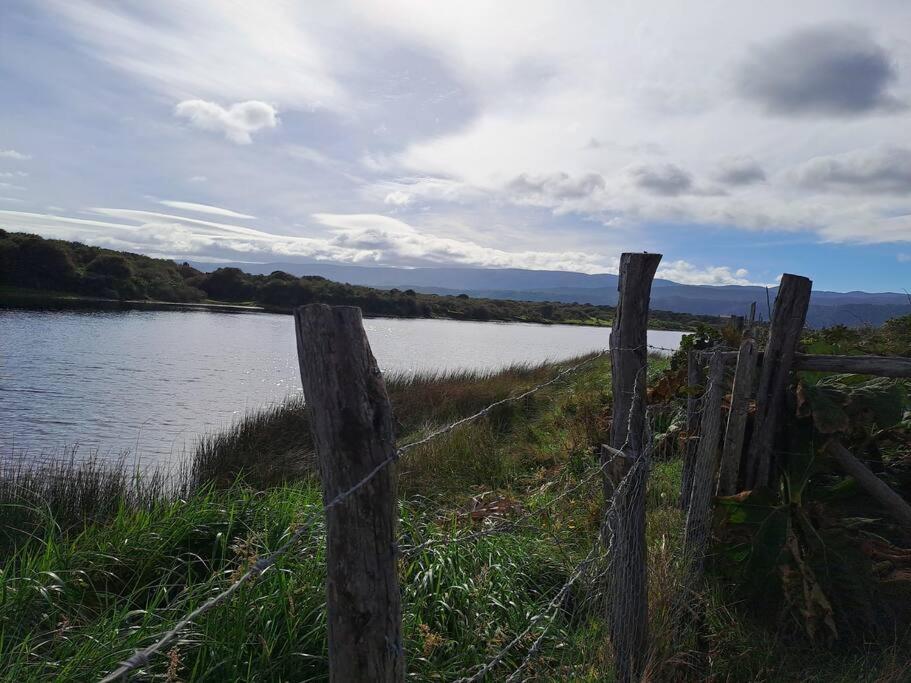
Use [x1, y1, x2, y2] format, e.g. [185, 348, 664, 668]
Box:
[678, 273, 911, 592]
[100, 254, 911, 682]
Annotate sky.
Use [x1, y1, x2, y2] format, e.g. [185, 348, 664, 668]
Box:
[1, 1, 910, 291]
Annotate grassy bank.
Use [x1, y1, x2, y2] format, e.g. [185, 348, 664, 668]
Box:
[1, 355, 908, 681]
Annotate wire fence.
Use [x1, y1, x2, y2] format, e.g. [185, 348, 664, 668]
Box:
[99, 347, 626, 681]
[99, 340, 693, 682]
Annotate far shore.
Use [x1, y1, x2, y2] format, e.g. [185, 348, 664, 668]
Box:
[0, 288, 697, 330]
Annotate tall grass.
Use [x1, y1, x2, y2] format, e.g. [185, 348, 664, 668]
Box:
[0, 355, 613, 681]
[2, 353, 907, 681]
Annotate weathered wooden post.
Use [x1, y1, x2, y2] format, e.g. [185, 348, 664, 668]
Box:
[683, 350, 726, 579]
[717, 331, 757, 495]
[827, 441, 911, 532]
[744, 275, 812, 489]
[294, 304, 404, 683]
[605, 252, 661, 683]
[680, 351, 705, 512]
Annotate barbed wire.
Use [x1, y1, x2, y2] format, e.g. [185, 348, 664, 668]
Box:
[99, 521, 316, 682]
[401, 448, 610, 556]
[398, 349, 609, 456]
[455, 442, 644, 683]
[455, 534, 604, 683]
[99, 350, 613, 681]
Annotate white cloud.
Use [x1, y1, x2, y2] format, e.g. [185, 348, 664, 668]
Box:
[159, 200, 255, 219]
[0, 149, 30, 160]
[1, 208, 611, 272]
[0, 182, 26, 191]
[657, 261, 765, 286]
[898, 253, 910, 263]
[0, 197, 24, 203]
[188, 175, 208, 183]
[44, 1, 345, 110]
[0, 171, 28, 178]
[313, 213, 611, 272]
[383, 190, 413, 206]
[174, 100, 278, 144]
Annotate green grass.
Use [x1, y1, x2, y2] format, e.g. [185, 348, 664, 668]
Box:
[1, 354, 908, 681]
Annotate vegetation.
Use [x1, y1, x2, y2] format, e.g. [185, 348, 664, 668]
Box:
[0, 230, 714, 329]
[2, 329, 910, 680]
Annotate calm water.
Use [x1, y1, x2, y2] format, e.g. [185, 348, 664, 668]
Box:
[0, 309, 684, 465]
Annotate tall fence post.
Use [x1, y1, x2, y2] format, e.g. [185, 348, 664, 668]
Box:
[294, 304, 404, 683]
[744, 274, 812, 489]
[683, 350, 726, 580]
[605, 252, 661, 683]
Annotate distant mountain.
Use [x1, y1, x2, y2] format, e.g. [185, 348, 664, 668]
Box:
[188, 261, 911, 328]
[188, 261, 660, 291]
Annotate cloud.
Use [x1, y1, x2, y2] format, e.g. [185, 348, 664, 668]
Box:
[0, 182, 27, 191]
[735, 25, 904, 116]
[383, 190, 413, 206]
[656, 260, 763, 286]
[44, 1, 344, 110]
[188, 175, 208, 183]
[630, 164, 693, 196]
[159, 200, 255, 219]
[174, 100, 278, 144]
[0, 149, 30, 160]
[0, 171, 28, 178]
[368, 177, 484, 205]
[313, 213, 609, 271]
[715, 157, 766, 186]
[789, 147, 911, 195]
[507, 172, 606, 202]
[0, 208, 611, 272]
[898, 253, 910, 263]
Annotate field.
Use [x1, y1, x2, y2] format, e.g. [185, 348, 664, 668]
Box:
[1, 350, 909, 681]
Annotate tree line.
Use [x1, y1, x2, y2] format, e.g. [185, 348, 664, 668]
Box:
[0, 230, 715, 329]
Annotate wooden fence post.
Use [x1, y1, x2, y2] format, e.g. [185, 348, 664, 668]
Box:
[606, 252, 661, 683]
[717, 333, 757, 495]
[683, 350, 726, 579]
[744, 274, 812, 489]
[680, 351, 705, 512]
[294, 304, 404, 683]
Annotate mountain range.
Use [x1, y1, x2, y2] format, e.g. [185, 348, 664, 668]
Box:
[188, 261, 911, 328]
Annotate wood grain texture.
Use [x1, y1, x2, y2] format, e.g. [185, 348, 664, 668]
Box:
[680, 350, 706, 512]
[294, 304, 404, 683]
[717, 335, 757, 496]
[606, 252, 661, 683]
[744, 274, 812, 489]
[827, 441, 911, 533]
[683, 350, 726, 580]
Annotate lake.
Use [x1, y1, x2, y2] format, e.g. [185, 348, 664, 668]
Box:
[0, 309, 685, 465]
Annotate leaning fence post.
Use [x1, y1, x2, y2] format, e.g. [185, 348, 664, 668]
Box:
[680, 350, 705, 512]
[605, 252, 661, 683]
[744, 274, 812, 489]
[683, 350, 726, 581]
[717, 332, 757, 496]
[294, 304, 404, 683]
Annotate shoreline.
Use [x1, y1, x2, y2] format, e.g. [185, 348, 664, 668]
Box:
[0, 290, 696, 331]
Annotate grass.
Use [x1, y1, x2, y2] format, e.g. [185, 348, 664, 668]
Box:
[1, 353, 908, 681]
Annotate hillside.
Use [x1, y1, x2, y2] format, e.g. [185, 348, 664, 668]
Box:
[194, 260, 911, 328]
[0, 230, 711, 329]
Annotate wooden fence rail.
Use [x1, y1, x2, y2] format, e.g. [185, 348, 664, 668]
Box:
[698, 351, 911, 378]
